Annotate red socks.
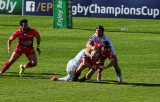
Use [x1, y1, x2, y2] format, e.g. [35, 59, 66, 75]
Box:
[25, 62, 32, 68]
[1, 61, 11, 74]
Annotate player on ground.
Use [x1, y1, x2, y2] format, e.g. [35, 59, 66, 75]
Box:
[0, 19, 41, 77]
[50, 48, 93, 81]
[86, 25, 122, 83]
[78, 41, 115, 82]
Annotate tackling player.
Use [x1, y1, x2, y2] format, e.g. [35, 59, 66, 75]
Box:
[86, 25, 122, 83]
[0, 19, 41, 77]
[78, 41, 115, 82]
[50, 48, 92, 81]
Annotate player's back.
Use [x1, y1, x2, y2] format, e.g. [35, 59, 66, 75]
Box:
[89, 33, 111, 44]
[72, 48, 88, 66]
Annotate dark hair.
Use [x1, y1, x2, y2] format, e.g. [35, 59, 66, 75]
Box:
[102, 41, 110, 48]
[20, 19, 28, 26]
[96, 25, 104, 33]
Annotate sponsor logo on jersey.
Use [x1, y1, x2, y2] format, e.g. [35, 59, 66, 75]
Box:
[28, 35, 33, 37]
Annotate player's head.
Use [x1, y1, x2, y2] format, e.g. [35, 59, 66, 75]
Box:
[101, 41, 110, 52]
[96, 25, 104, 37]
[20, 19, 29, 32]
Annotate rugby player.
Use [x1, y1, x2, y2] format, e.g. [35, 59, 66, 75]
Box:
[50, 48, 93, 81]
[86, 26, 122, 83]
[78, 41, 115, 82]
[0, 19, 41, 77]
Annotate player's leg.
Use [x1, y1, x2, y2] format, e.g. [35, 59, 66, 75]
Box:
[97, 68, 103, 81]
[113, 55, 122, 83]
[97, 62, 104, 81]
[0, 52, 21, 75]
[73, 58, 92, 81]
[52, 74, 71, 81]
[50, 61, 73, 81]
[73, 63, 85, 81]
[79, 68, 96, 82]
[19, 54, 37, 77]
[56, 70, 75, 81]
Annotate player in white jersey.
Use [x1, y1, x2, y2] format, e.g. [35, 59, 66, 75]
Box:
[86, 25, 122, 83]
[50, 48, 88, 81]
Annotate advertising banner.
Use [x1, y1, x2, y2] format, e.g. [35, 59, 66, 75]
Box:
[23, 0, 53, 16]
[72, 0, 160, 19]
[22, 0, 160, 19]
[53, 0, 72, 29]
[0, 0, 22, 15]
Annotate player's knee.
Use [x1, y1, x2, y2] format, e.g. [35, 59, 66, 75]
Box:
[30, 61, 37, 67]
[86, 76, 91, 80]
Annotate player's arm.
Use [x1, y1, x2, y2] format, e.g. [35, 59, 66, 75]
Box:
[82, 58, 92, 68]
[86, 41, 95, 50]
[35, 34, 41, 55]
[85, 49, 92, 58]
[7, 36, 15, 54]
[84, 49, 97, 60]
[96, 58, 106, 65]
[99, 59, 115, 69]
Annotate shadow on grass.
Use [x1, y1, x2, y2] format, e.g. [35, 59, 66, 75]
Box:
[2, 72, 60, 79]
[86, 80, 160, 87]
[0, 24, 19, 26]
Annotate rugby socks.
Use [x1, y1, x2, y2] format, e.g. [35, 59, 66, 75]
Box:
[24, 62, 32, 68]
[0, 61, 11, 74]
[57, 75, 70, 81]
[117, 73, 122, 80]
[98, 71, 102, 74]
[98, 68, 103, 74]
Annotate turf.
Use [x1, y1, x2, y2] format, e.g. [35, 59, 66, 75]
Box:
[0, 15, 160, 102]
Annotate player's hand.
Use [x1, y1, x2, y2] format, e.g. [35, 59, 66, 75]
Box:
[99, 65, 107, 69]
[91, 55, 97, 60]
[97, 60, 103, 64]
[8, 47, 11, 54]
[37, 48, 41, 55]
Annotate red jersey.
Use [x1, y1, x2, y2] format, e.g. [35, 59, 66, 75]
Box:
[95, 43, 114, 60]
[11, 27, 39, 48]
[88, 43, 114, 65]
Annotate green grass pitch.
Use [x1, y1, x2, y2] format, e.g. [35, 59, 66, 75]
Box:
[0, 15, 160, 102]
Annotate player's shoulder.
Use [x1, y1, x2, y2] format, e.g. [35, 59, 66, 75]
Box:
[89, 33, 97, 40]
[29, 27, 35, 31]
[14, 28, 21, 34]
[29, 27, 38, 33]
[90, 33, 97, 37]
[103, 34, 109, 38]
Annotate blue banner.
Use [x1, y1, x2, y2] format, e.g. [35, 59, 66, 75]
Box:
[72, 0, 160, 19]
[22, 0, 160, 19]
[23, 0, 53, 16]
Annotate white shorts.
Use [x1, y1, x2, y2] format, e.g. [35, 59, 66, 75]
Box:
[66, 60, 77, 78]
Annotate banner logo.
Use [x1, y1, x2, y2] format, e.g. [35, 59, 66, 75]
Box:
[26, 1, 35, 12]
[0, 0, 17, 13]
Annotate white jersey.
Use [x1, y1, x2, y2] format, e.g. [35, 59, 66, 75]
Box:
[67, 48, 87, 71]
[89, 33, 116, 55]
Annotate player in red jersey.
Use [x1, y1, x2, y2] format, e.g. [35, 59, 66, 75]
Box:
[0, 19, 41, 77]
[78, 41, 115, 82]
[86, 25, 122, 83]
